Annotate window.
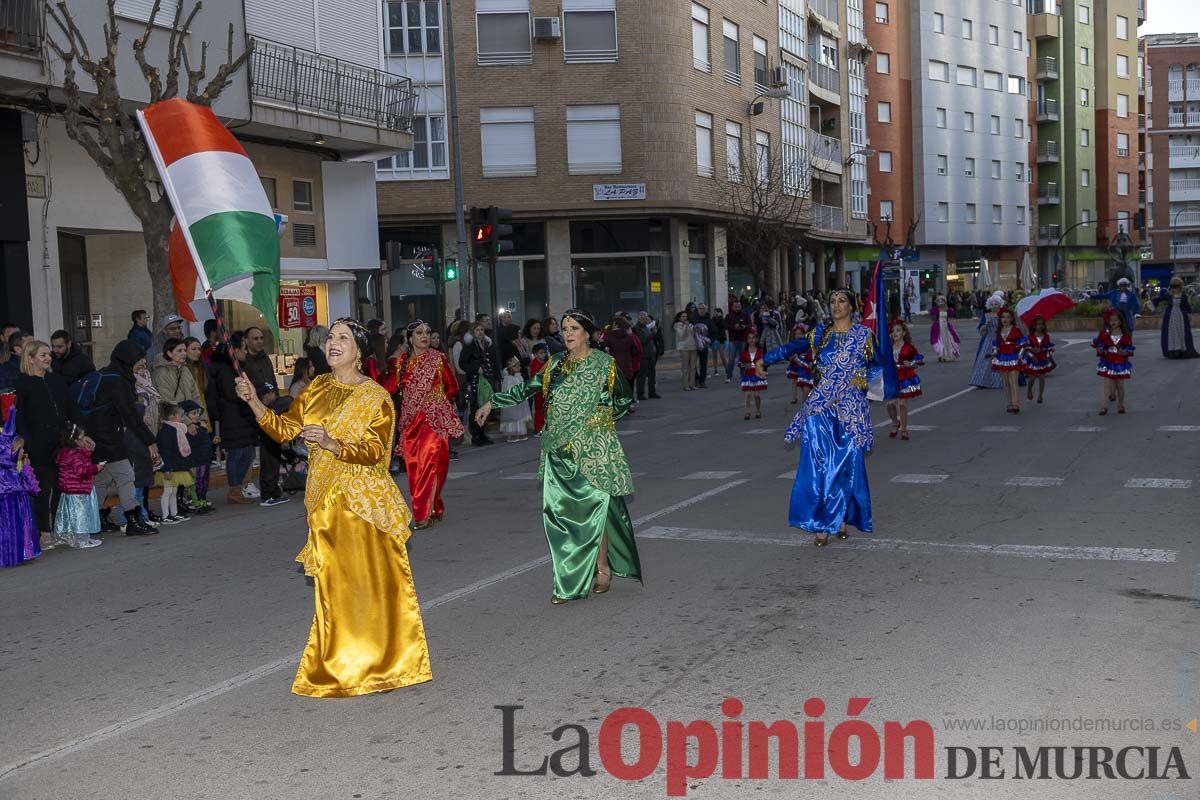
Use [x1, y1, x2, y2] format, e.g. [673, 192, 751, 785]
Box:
[1117, 93, 1129, 117]
[958, 65, 978, 87]
[755, 131, 770, 184]
[1016, 161, 1024, 180]
[875, 2, 888, 23]
[1081, 168, 1090, 186]
[936, 107, 947, 127]
[933, 12, 944, 33]
[991, 159, 1002, 179]
[992, 204, 1002, 224]
[879, 151, 893, 172]
[563, 0, 617, 63]
[1080, 87, 1089, 106]
[384, 1, 442, 55]
[260, 177, 277, 209]
[964, 111, 975, 131]
[1081, 209, 1091, 224]
[930, 60, 948, 81]
[380, 114, 448, 173]
[1017, 205, 1026, 225]
[983, 70, 1002, 90]
[1080, 46, 1088, 66]
[753, 36, 769, 88]
[988, 25, 999, 45]
[1078, 4, 1089, 23]
[966, 203, 977, 222]
[1008, 75, 1025, 94]
[965, 157, 975, 176]
[1116, 54, 1129, 78]
[726, 121, 743, 181]
[1117, 210, 1130, 230]
[1117, 132, 1130, 156]
[696, 111, 714, 177]
[937, 202, 950, 222]
[480, 106, 537, 177]
[692, 3, 710, 71]
[1116, 15, 1129, 39]
[877, 52, 891, 73]
[1081, 128, 1090, 146]
[292, 180, 313, 212]
[1012, 30, 1022, 50]
[1117, 172, 1130, 195]
[878, 101, 892, 123]
[880, 200, 894, 220]
[962, 18, 972, 39]
[722, 19, 740, 84]
[567, 105, 621, 174]
[114, 0, 180, 22]
[937, 154, 948, 174]
[990, 115, 1001, 134]
[476, 2, 532, 65]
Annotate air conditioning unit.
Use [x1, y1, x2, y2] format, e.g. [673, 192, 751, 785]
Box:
[769, 65, 788, 88]
[533, 16, 560, 39]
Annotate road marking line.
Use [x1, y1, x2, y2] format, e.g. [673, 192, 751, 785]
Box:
[1159, 425, 1200, 432]
[1125, 478, 1193, 489]
[447, 471, 478, 480]
[0, 481, 750, 781]
[1068, 426, 1107, 432]
[891, 474, 950, 484]
[872, 386, 977, 429]
[777, 472, 794, 480]
[638, 526, 1177, 563]
[672, 429, 710, 435]
[681, 470, 742, 480]
[906, 425, 937, 431]
[618, 430, 643, 436]
[502, 473, 540, 480]
[746, 428, 778, 435]
[1006, 476, 1065, 487]
[981, 426, 1020, 432]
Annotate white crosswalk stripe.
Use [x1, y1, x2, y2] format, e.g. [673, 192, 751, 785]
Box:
[672, 429, 710, 436]
[981, 426, 1020, 432]
[891, 474, 950, 484]
[1006, 476, 1065, 487]
[502, 473, 540, 480]
[682, 471, 742, 480]
[777, 472, 794, 480]
[905, 425, 937, 431]
[746, 429, 778, 435]
[1125, 478, 1193, 489]
[1159, 425, 1200, 432]
[1068, 426, 1107, 432]
[618, 430, 643, 436]
[447, 472, 478, 480]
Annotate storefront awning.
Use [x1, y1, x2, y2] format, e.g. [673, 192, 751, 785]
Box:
[280, 269, 357, 283]
[1066, 248, 1143, 262]
[842, 245, 882, 261]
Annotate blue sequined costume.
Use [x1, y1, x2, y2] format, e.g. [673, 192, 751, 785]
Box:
[764, 324, 878, 535]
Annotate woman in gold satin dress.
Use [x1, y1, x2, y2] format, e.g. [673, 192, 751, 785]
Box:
[235, 319, 431, 698]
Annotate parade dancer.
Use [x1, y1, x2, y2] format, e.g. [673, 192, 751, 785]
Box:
[1093, 309, 1135, 415]
[785, 325, 813, 405]
[969, 293, 1005, 389]
[930, 294, 960, 362]
[236, 319, 431, 697]
[990, 308, 1027, 414]
[759, 289, 879, 547]
[0, 410, 40, 567]
[887, 320, 923, 440]
[475, 310, 642, 604]
[395, 320, 462, 530]
[1157, 277, 1198, 359]
[1022, 316, 1056, 404]
[739, 331, 767, 420]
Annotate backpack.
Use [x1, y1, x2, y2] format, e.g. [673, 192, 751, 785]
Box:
[71, 369, 119, 416]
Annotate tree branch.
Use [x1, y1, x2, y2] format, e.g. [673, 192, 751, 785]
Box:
[165, 1, 202, 99]
[196, 23, 248, 105]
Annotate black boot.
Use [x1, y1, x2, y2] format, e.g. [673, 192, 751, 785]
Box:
[124, 511, 158, 536]
[99, 508, 121, 533]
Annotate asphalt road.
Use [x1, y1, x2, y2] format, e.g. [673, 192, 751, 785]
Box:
[2, 321, 1198, 800]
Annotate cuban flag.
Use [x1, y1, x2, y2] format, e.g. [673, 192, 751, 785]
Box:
[864, 259, 899, 402]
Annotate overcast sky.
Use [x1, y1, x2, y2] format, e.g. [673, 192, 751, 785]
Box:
[1140, 0, 1200, 36]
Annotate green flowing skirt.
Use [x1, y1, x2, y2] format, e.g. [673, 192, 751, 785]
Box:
[543, 449, 641, 600]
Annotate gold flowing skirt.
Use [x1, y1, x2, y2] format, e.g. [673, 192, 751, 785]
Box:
[293, 502, 432, 698]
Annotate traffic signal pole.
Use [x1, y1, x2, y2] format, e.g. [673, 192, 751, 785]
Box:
[444, 0, 472, 320]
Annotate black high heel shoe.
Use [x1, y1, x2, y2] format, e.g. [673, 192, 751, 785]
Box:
[814, 534, 830, 547]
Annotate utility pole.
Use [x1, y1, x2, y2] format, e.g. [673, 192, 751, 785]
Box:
[444, 0, 472, 321]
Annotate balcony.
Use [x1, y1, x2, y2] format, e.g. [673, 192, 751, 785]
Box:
[1169, 80, 1185, 101]
[1037, 183, 1061, 204]
[1030, 4, 1060, 41]
[810, 131, 843, 174]
[1035, 57, 1059, 81]
[808, 0, 839, 25]
[1169, 177, 1200, 201]
[0, 0, 41, 54]
[1170, 144, 1200, 167]
[1138, 0, 1145, 24]
[1191, 78, 1200, 95]
[247, 35, 417, 154]
[1037, 224, 1063, 242]
[1036, 99, 1060, 122]
[812, 202, 845, 232]
[1170, 242, 1200, 259]
[1172, 210, 1200, 227]
[808, 59, 841, 101]
[1037, 140, 1060, 163]
[1167, 112, 1200, 128]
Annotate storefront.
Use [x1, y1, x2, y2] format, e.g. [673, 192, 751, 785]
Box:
[472, 223, 548, 326]
[569, 219, 670, 323]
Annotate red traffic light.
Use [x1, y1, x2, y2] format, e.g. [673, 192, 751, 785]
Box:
[474, 224, 492, 242]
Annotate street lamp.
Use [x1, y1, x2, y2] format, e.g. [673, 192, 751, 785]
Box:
[749, 87, 790, 116]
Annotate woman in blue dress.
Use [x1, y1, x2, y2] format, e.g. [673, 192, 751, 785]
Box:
[759, 289, 878, 547]
[969, 293, 1005, 389]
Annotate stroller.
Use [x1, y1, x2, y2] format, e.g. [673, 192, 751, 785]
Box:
[280, 437, 309, 494]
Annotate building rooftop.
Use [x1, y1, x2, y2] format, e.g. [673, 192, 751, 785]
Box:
[1141, 33, 1200, 46]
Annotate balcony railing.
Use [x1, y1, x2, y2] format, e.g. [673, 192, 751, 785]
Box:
[1169, 242, 1200, 258]
[1190, 78, 1200, 94]
[1035, 57, 1059, 80]
[248, 36, 417, 133]
[1170, 144, 1200, 166]
[809, 0, 839, 24]
[1167, 112, 1200, 127]
[1037, 141, 1060, 162]
[1027, 0, 1058, 15]
[1037, 183, 1061, 203]
[812, 202, 844, 231]
[1117, 146, 1130, 157]
[1168, 79, 1185, 100]
[810, 131, 842, 165]
[1170, 177, 1200, 193]
[808, 58, 840, 95]
[1173, 211, 1200, 227]
[1038, 224, 1062, 241]
[1036, 99, 1059, 121]
[0, 0, 42, 53]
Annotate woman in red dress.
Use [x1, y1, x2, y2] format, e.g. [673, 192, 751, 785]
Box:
[989, 308, 1028, 414]
[396, 321, 463, 529]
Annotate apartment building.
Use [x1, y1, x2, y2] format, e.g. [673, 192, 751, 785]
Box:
[1029, 0, 1143, 290]
[0, 0, 410, 360]
[1142, 32, 1200, 283]
[376, 0, 870, 327]
[867, 0, 1035, 296]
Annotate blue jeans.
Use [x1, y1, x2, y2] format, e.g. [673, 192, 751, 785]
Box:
[225, 446, 255, 487]
[725, 340, 742, 380]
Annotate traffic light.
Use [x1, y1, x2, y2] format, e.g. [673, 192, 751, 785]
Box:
[444, 259, 458, 281]
[1051, 272, 1059, 287]
[923, 269, 932, 281]
[470, 207, 491, 263]
[486, 206, 514, 264]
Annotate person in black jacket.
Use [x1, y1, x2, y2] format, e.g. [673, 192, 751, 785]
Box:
[206, 333, 260, 504]
[72, 339, 159, 535]
[15, 339, 71, 546]
[458, 322, 500, 446]
[633, 312, 664, 400]
[50, 330, 95, 387]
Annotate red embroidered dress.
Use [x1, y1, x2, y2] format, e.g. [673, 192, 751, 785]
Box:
[397, 351, 462, 524]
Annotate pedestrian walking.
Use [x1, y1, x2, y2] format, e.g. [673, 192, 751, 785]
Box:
[1093, 309, 1134, 416]
[1022, 316, 1056, 404]
[886, 320, 923, 440]
[990, 308, 1028, 414]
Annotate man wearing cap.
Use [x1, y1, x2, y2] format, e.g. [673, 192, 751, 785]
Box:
[150, 313, 185, 368]
[1092, 278, 1141, 335]
[242, 326, 288, 507]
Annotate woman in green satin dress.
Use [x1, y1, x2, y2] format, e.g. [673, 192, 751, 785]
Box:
[475, 310, 642, 604]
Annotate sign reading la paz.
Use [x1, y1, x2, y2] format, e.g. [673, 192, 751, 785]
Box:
[593, 184, 646, 202]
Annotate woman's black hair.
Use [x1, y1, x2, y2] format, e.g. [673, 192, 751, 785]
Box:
[160, 401, 182, 421]
[560, 309, 596, 336]
[59, 422, 85, 450]
[162, 336, 185, 358]
[329, 317, 372, 367]
[521, 318, 542, 339]
[291, 357, 312, 385]
[674, 310, 689, 323]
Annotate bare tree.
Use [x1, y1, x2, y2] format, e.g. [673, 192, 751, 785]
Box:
[46, 0, 248, 328]
[722, 143, 813, 297]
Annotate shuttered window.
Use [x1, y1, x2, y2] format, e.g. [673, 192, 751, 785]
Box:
[692, 3, 710, 71]
[114, 0, 181, 23]
[480, 107, 537, 177]
[563, 0, 617, 63]
[567, 105, 621, 175]
[477, 0, 532, 65]
[696, 111, 714, 177]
